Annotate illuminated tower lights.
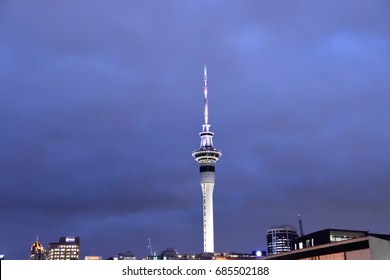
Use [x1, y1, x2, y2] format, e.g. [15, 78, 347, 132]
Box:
[192, 65, 222, 253]
[29, 236, 46, 260]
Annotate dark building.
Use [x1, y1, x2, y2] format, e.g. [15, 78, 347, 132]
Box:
[143, 247, 178, 260]
[290, 228, 370, 251]
[263, 229, 390, 260]
[160, 247, 178, 260]
[117, 251, 136, 260]
[267, 225, 298, 255]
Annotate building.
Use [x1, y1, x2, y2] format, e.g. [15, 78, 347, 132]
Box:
[160, 247, 178, 260]
[267, 225, 298, 255]
[262, 228, 390, 260]
[291, 228, 368, 251]
[117, 251, 136, 260]
[46, 237, 80, 260]
[192, 65, 222, 253]
[144, 247, 178, 260]
[85, 256, 102, 260]
[29, 236, 46, 260]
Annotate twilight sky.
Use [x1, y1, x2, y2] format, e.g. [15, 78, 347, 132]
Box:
[1, 0, 389, 259]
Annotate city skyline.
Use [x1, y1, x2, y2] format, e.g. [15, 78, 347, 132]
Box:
[1, 1, 390, 260]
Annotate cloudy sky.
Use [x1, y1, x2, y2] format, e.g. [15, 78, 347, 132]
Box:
[1, 0, 389, 259]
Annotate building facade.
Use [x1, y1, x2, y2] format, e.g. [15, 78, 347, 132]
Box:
[46, 237, 80, 260]
[267, 225, 298, 255]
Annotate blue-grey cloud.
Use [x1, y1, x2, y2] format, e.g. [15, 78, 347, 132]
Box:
[0, 0, 389, 259]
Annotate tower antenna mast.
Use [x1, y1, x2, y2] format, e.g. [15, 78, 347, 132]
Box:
[203, 64, 209, 127]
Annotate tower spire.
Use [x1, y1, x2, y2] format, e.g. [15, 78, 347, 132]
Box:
[203, 64, 209, 128]
[199, 64, 215, 148]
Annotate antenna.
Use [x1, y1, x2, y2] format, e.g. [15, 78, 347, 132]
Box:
[298, 214, 304, 237]
[203, 64, 209, 129]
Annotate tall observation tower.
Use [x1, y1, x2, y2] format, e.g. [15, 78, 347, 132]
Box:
[192, 65, 222, 253]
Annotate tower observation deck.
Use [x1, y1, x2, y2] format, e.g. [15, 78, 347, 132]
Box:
[192, 65, 222, 253]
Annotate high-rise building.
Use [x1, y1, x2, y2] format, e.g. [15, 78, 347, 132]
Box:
[46, 237, 80, 260]
[192, 65, 222, 253]
[29, 236, 46, 260]
[267, 225, 298, 255]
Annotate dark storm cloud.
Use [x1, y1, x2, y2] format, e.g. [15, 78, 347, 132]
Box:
[1, 0, 389, 259]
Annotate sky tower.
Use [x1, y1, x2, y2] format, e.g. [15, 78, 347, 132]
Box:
[192, 65, 222, 253]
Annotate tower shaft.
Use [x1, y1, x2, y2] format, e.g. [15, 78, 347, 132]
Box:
[200, 164, 216, 253]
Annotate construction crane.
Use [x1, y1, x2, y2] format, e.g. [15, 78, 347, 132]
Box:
[147, 238, 154, 256]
